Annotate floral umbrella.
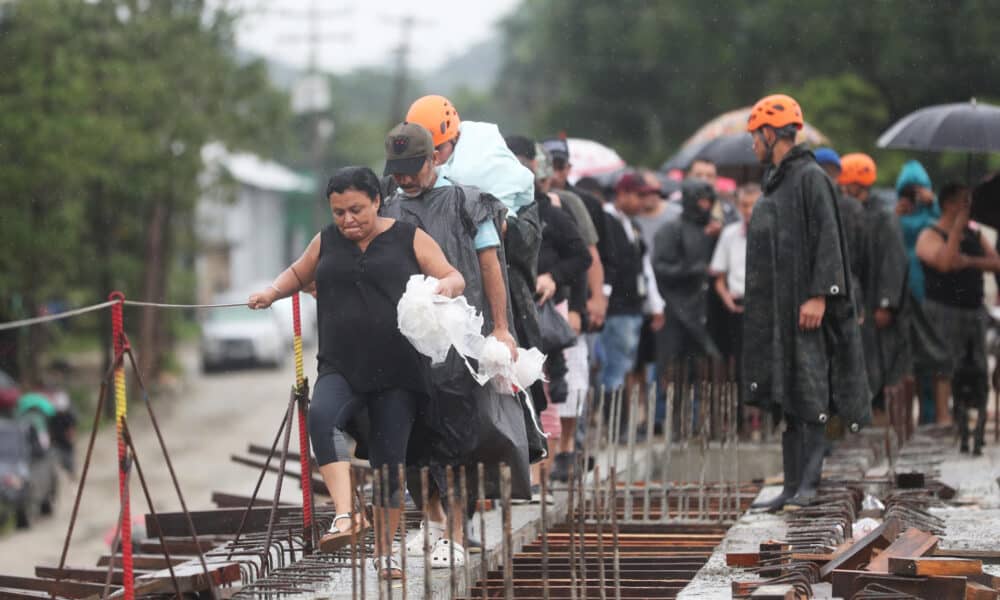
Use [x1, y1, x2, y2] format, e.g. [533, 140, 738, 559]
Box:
[661, 107, 830, 171]
[567, 138, 627, 183]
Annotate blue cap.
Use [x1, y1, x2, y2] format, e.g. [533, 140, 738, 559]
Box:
[814, 147, 841, 169]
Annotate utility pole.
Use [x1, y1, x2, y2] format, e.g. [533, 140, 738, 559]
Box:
[383, 14, 430, 129]
[256, 0, 352, 233]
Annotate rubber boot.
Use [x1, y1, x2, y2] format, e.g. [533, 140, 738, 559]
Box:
[973, 403, 987, 457]
[549, 452, 573, 483]
[750, 429, 800, 512]
[784, 423, 826, 511]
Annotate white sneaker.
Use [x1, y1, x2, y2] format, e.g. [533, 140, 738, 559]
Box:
[429, 537, 466, 569]
[404, 520, 445, 557]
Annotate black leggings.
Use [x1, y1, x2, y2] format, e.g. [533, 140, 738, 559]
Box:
[309, 373, 418, 504]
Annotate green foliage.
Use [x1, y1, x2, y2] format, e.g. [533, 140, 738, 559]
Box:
[496, 0, 1000, 173]
[0, 0, 290, 379]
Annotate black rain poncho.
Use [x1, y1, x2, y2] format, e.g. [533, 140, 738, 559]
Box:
[853, 196, 913, 394]
[653, 179, 721, 364]
[381, 178, 531, 500]
[742, 145, 872, 430]
[837, 191, 865, 317]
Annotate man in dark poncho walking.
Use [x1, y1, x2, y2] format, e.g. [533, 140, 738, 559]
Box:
[742, 95, 871, 512]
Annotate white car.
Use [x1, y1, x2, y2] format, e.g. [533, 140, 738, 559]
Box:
[267, 290, 318, 348]
[200, 295, 289, 372]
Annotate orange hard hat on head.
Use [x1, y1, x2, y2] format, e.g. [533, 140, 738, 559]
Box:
[747, 94, 804, 133]
[838, 153, 878, 187]
[406, 95, 461, 147]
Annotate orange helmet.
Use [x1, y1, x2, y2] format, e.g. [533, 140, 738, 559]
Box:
[406, 95, 461, 147]
[838, 153, 878, 187]
[747, 94, 804, 132]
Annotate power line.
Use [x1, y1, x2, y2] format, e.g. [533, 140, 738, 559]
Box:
[383, 14, 431, 128]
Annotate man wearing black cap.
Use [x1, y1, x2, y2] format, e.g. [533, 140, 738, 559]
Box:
[381, 121, 529, 565]
[599, 172, 665, 394]
[544, 137, 611, 330]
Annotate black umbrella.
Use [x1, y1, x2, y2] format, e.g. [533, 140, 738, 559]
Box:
[877, 99, 1000, 227]
[876, 99, 1000, 153]
[971, 172, 1000, 229]
[661, 133, 757, 171]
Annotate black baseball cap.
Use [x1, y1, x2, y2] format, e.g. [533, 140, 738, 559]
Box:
[384, 122, 434, 176]
[541, 137, 570, 161]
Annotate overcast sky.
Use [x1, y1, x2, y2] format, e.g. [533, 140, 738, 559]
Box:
[220, 0, 520, 74]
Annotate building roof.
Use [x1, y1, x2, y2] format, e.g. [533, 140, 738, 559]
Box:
[201, 142, 313, 194]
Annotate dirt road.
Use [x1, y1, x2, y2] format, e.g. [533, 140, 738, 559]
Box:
[0, 345, 318, 575]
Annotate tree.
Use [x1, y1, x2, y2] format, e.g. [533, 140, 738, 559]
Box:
[0, 0, 291, 386]
[496, 0, 1000, 173]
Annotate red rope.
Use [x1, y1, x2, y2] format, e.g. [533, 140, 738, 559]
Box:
[292, 294, 314, 552]
[109, 291, 134, 600]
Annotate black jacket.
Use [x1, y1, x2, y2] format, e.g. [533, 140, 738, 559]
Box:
[537, 192, 592, 312]
[853, 196, 912, 394]
[603, 208, 648, 316]
[653, 179, 720, 360]
[742, 145, 871, 430]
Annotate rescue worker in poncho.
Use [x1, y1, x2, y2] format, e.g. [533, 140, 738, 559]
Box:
[838, 154, 912, 420]
[815, 148, 865, 317]
[653, 178, 722, 371]
[743, 94, 871, 512]
[380, 121, 529, 567]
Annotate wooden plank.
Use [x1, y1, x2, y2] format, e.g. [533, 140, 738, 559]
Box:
[866, 527, 940, 573]
[144, 506, 311, 537]
[819, 520, 893, 579]
[0, 576, 117, 599]
[888, 557, 983, 577]
[210, 491, 292, 508]
[966, 581, 999, 600]
[34, 566, 152, 586]
[969, 572, 1000, 589]
[106, 561, 241, 599]
[229, 454, 327, 495]
[935, 548, 1000, 565]
[96, 554, 189, 569]
[137, 538, 218, 555]
[831, 569, 967, 599]
[726, 552, 759, 567]
[750, 584, 797, 599]
[0, 589, 72, 600]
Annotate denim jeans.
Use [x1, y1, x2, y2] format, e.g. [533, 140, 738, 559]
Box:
[598, 314, 644, 391]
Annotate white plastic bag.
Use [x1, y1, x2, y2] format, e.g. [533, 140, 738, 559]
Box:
[397, 275, 483, 364]
[397, 275, 546, 390]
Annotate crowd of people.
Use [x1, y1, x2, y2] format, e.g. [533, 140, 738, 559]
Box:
[246, 92, 995, 578]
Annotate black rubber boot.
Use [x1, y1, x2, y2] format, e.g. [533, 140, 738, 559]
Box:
[549, 452, 573, 483]
[751, 429, 800, 512]
[784, 423, 826, 511]
[973, 403, 987, 457]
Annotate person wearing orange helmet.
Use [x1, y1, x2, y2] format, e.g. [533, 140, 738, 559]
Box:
[839, 153, 912, 425]
[405, 94, 536, 214]
[406, 94, 462, 161]
[744, 94, 870, 512]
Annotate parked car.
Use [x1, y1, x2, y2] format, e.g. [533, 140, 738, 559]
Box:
[269, 292, 318, 347]
[0, 418, 57, 529]
[200, 292, 289, 372]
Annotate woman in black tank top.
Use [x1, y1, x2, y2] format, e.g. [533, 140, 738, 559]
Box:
[249, 167, 463, 577]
